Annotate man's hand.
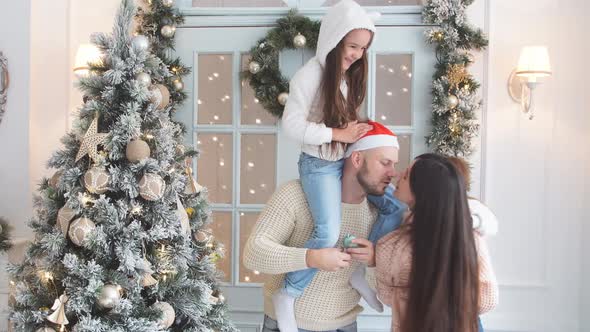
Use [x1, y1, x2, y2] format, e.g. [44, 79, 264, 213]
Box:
[346, 238, 375, 267]
[306, 248, 352, 272]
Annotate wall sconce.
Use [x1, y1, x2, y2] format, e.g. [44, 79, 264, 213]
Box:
[73, 44, 103, 78]
[508, 46, 552, 120]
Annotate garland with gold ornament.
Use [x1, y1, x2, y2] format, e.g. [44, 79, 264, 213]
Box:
[244, 0, 487, 156]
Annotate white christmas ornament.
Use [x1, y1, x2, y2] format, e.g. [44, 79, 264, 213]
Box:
[131, 35, 150, 52]
[277, 92, 289, 106]
[57, 206, 76, 235]
[447, 94, 459, 109]
[293, 33, 307, 48]
[162, 0, 175, 7]
[97, 284, 121, 309]
[68, 217, 96, 246]
[139, 173, 166, 201]
[248, 61, 261, 74]
[161, 25, 175, 38]
[152, 301, 175, 329]
[135, 72, 151, 87]
[84, 166, 110, 194]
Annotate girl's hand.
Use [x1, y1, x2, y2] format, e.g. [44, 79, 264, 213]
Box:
[332, 121, 373, 143]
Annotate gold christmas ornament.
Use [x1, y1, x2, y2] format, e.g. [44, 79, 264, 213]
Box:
[84, 166, 110, 194]
[68, 217, 96, 246]
[126, 139, 151, 162]
[447, 94, 459, 109]
[97, 284, 121, 309]
[161, 25, 175, 38]
[142, 273, 158, 287]
[75, 115, 108, 163]
[149, 84, 170, 110]
[185, 207, 195, 217]
[131, 35, 150, 52]
[447, 64, 468, 90]
[49, 170, 63, 189]
[139, 173, 166, 201]
[46, 293, 69, 325]
[277, 92, 289, 106]
[57, 206, 76, 235]
[176, 195, 191, 237]
[248, 61, 261, 74]
[172, 78, 184, 91]
[293, 33, 307, 48]
[152, 301, 175, 329]
[135, 72, 151, 87]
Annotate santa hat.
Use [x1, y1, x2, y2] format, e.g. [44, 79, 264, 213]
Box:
[344, 121, 399, 158]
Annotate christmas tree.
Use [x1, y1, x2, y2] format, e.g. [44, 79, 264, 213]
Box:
[8, 0, 236, 331]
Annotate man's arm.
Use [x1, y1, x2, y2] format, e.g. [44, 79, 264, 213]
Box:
[242, 182, 309, 274]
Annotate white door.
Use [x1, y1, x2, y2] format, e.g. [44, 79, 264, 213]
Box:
[175, 23, 435, 332]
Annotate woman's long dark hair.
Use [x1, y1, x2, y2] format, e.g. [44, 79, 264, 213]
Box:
[401, 153, 480, 332]
[320, 31, 372, 157]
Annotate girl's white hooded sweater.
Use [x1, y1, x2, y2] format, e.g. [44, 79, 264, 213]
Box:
[281, 0, 378, 161]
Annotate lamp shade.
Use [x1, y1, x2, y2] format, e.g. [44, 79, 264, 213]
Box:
[73, 44, 102, 77]
[515, 46, 552, 78]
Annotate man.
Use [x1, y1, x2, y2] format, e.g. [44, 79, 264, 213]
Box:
[243, 123, 399, 332]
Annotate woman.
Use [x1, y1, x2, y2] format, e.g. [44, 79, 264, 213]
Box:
[375, 154, 498, 332]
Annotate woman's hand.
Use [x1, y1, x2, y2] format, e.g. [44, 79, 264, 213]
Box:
[306, 248, 352, 272]
[332, 121, 373, 143]
[346, 238, 376, 267]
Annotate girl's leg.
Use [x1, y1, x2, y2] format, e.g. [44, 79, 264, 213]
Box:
[273, 153, 343, 332]
[283, 153, 344, 296]
[349, 265, 383, 312]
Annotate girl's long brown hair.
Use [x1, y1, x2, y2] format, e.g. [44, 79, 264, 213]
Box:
[402, 153, 480, 332]
[320, 31, 372, 157]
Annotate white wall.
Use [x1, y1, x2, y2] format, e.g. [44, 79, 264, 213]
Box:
[485, 0, 590, 331]
[0, 0, 32, 329]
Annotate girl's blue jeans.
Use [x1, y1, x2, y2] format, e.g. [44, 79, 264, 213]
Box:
[282, 153, 344, 298]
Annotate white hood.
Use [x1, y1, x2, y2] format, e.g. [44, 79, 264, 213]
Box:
[469, 199, 499, 237]
[316, 0, 380, 67]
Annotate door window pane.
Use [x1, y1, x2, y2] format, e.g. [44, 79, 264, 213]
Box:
[375, 54, 413, 126]
[209, 211, 233, 282]
[196, 133, 233, 204]
[240, 134, 277, 204]
[198, 54, 233, 125]
[239, 211, 269, 284]
[322, 0, 423, 5]
[193, 0, 287, 6]
[241, 54, 278, 126]
[396, 133, 412, 173]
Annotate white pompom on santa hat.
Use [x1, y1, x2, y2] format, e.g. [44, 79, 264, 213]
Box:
[344, 120, 399, 158]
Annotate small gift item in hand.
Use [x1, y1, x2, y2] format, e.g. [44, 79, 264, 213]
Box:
[342, 234, 359, 249]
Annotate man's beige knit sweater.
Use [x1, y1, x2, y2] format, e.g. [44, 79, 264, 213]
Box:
[243, 180, 378, 331]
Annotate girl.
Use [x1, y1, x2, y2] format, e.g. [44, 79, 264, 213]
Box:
[275, 1, 379, 330]
[375, 154, 499, 332]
